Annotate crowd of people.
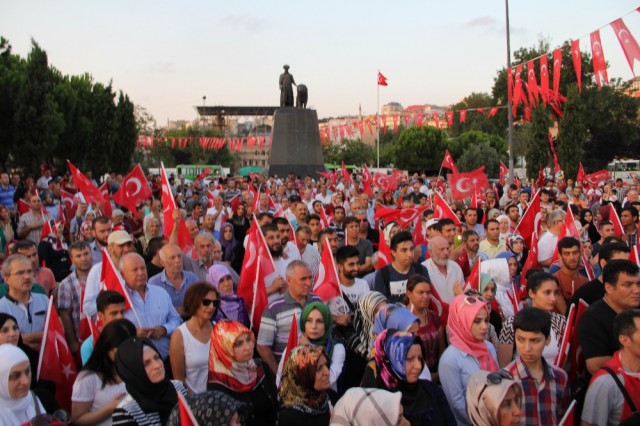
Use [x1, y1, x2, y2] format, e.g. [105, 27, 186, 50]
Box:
[0, 166, 638, 425]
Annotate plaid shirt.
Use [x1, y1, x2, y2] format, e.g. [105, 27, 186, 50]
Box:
[57, 270, 85, 340]
[504, 356, 568, 426]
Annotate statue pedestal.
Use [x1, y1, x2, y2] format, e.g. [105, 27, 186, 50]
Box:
[268, 108, 325, 179]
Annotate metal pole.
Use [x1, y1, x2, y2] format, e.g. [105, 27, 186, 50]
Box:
[377, 71, 380, 169]
[505, 0, 515, 182]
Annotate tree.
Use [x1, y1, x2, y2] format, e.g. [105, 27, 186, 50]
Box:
[457, 143, 502, 178]
[524, 105, 553, 179]
[557, 86, 586, 179]
[394, 126, 448, 173]
[111, 92, 137, 173]
[0, 37, 26, 172]
[449, 92, 502, 136]
[322, 139, 374, 166]
[448, 130, 507, 159]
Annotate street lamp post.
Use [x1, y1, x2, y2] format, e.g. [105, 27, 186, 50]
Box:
[505, 0, 515, 182]
[202, 96, 206, 125]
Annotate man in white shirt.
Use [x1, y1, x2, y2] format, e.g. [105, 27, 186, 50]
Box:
[537, 209, 566, 268]
[336, 245, 370, 306]
[422, 236, 464, 304]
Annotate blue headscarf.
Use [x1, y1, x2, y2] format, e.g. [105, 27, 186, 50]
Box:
[372, 304, 418, 337]
[373, 329, 423, 389]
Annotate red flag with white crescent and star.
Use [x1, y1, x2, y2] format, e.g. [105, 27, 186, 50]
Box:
[112, 164, 152, 218]
[571, 39, 582, 94]
[527, 60, 539, 105]
[464, 258, 481, 292]
[67, 160, 103, 205]
[361, 164, 374, 198]
[60, 188, 77, 219]
[514, 189, 541, 250]
[553, 48, 562, 96]
[499, 161, 509, 185]
[374, 206, 429, 230]
[576, 163, 586, 184]
[319, 205, 331, 230]
[584, 169, 611, 188]
[611, 18, 640, 76]
[37, 298, 77, 411]
[377, 71, 388, 86]
[376, 228, 393, 270]
[98, 182, 113, 218]
[432, 192, 461, 225]
[608, 203, 624, 238]
[313, 238, 342, 301]
[590, 30, 609, 88]
[161, 163, 193, 253]
[448, 167, 489, 201]
[441, 149, 458, 174]
[540, 55, 549, 105]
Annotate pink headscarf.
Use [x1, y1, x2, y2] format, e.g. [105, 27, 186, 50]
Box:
[447, 295, 498, 371]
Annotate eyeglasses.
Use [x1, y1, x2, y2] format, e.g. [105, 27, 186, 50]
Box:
[478, 370, 513, 403]
[9, 269, 34, 277]
[202, 298, 220, 307]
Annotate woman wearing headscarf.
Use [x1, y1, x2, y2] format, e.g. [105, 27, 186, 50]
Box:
[0, 206, 14, 259]
[208, 320, 277, 426]
[344, 291, 388, 388]
[0, 343, 46, 425]
[206, 264, 249, 326]
[382, 222, 400, 246]
[166, 390, 250, 426]
[300, 302, 345, 396]
[465, 370, 522, 426]
[137, 217, 161, 257]
[231, 202, 250, 243]
[331, 387, 409, 426]
[219, 222, 238, 265]
[506, 234, 528, 276]
[479, 272, 503, 338]
[371, 304, 419, 337]
[438, 295, 499, 425]
[112, 337, 187, 426]
[361, 330, 455, 426]
[278, 345, 331, 426]
[482, 257, 520, 320]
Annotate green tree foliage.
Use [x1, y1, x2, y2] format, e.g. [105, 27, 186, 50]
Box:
[457, 143, 502, 178]
[449, 93, 503, 136]
[557, 86, 586, 179]
[448, 130, 507, 159]
[394, 127, 448, 173]
[322, 139, 375, 166]
[525, 105, 553, 179]
[0, 38, 138, 177]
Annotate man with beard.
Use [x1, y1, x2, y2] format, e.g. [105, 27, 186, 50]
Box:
[337, 245, 370, 306]
[262, 223, 297, 304]
[455, 230, 487, 279]
[273, 217, 301, 262]
[89, 216, 112, 265]
[422, 236, 464, 304]
[552, 237, 589, 304]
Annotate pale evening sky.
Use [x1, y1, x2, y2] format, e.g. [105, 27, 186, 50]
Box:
[2, 1, 640, 126]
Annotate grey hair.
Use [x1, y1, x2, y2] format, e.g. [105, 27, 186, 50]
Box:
[285, 260, 311, 279]
[547, 209, 566, 225]
[118, 252, 145, 271]
[1, 254, 31, 277]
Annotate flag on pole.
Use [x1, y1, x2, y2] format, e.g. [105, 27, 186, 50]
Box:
[313, 238, 342, 301]
[276, 313, 299, 388]
[433, 192, 462, 225]
[161, 163, 193, 253]
[376, 229, 393, 270]
[112, 164, 153, 217]
[177, 393, 199, 426]
[514, 189, 541, 250]
[377, 71, 388, 86]
[100, 249, 136, 315]
[464, 258, 481, 292]
[441, 150, 459, 174]
[499, 161, 509, 185]
[67, 160, 103, 204]
[559, 400, 577, 426]
[608, 203, 624, 238]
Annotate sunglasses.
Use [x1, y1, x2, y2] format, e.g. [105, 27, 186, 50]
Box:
[457, 295, 486, 313]
[478, 370, 514, 402]
[202, 298, 220, 307]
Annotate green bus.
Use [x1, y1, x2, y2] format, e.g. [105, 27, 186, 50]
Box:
[176, 165, 228, 181]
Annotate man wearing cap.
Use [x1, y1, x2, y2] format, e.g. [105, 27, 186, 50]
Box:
[279, 64, 296, 107]
[82, 230, 136, 317]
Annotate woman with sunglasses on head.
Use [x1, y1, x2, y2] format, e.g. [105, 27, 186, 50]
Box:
[466, 370, 522, 426]
[361, 329, 455, 426]
[207, 264, 249, 327]
[71, 319, 137, 426]
[438, 294, 499, 426]
[208, 320, 277, 426]
[169, 282, 220, 395]
[497, 272, 566, 368]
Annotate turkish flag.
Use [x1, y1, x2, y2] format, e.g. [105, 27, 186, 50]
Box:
[448, 167, 489, 201]
[537, 166, 545, 189]
[40, 218, 56, 241]
[60, 189, 77, 218]
[629, 245, 640, 266]
[313, 239, 342, 301]
[276, 313, 299, 388]
[236, 218, 273, 333]
[374, 205, 429, 230]
[319, 205, 331, 230]
[228, 193, 242, 213]
[519, 232, 539, 295]
[377, 71, 388, 86]
[576, 163, 586, 184]
[100, 248, 134, 311]
[195, 168, 212, 182]
[97, 182, 113, 218]
[441, 149, 458, 173]
[584, 169, 611, 187]
[555, 303, 576, 368]
[37, 298, 77, 411]
[548, 133, 562, 175]
[464, 258, 481, 292]
[161, 164, 193, 253]
[433, 192, 461, 225]
[341, 161, 352, 184]
[17, 199, 29, 215]
[373, 173, 393, 193]
[540, 55, 549, 105]
[513, 64, 524, 109]
[609, 203, 624, 238]
[177, 393, 198, 426]
[507, 66, 513, 105]
[590, 30, 609, 88]
[459, 110, 467, 123]
[446, 110, 454, 127]
[553, 48, 562, 96]
[67, 160, 103, 205]
[413, 218, 427, 247]
[112, 165, 152, 218]
[514, 189, 541, 250]
[567, 300, 589, 382]
[376, 229, 393, 270]
[527, 60, 539, 105]
[571, 39, 582, 94]
[361, 164, 374, 198]
[247, 183, 260, 211]
[612, 18, 640, 76]
[559, 400, 577, 426]
[499, 161, 509, 185]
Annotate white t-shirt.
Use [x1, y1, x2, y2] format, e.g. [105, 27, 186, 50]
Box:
[72, 370, 126, 426]
[339, 278, 370, 306]
[537, 231, 558, 264]
[423, 258, 464, 304]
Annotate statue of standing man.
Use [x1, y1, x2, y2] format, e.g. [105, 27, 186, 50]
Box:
[279, 64, 296, 107]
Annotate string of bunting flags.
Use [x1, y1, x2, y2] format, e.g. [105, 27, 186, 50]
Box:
[136, 135, 272, 151]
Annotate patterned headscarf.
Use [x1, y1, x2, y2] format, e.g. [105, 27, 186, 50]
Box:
[207, 264, 247, 324]
[279, 345, 330, 416]
[373, 329, 423, 390]
[300, 302, 334, 359]
[208, 320, 263, 392]
[347, 291, 388, 358]
[447, 295, 498, 371]
[332, 388, 403, 426]
[372, 304, 418, 337]
[166, 390, 251, 426]
[466, 370, 522, 426]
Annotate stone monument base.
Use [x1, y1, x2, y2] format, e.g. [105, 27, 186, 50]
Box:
[268, 108, 325, 179]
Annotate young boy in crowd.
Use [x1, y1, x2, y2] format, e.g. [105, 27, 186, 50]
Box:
[503, 307, 568, 425]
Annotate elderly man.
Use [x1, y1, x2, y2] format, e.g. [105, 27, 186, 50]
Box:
[17, 192, 49, 243]
[83, 230, 137, 317]
[12, 240, 56, 297]
[257, 260, 321, 374]
[0, 254, 49, 351]
[183, 233, 238, 283]
[296, 226, 319, 281]
[422, 236, 464, 304]
[148, 243, 198, 316]
[120, 252, 181, 361]
[143, 199, 163, 236]
[537, 209, 566, 268]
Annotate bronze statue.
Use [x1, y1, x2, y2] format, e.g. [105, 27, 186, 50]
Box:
[279, 64, 296, 107]
[296, 84, 308, 109]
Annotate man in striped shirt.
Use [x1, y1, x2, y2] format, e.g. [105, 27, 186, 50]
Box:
[257, 260, 321, 374]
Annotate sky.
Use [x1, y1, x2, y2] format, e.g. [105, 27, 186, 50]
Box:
[3, 1, 640, 126]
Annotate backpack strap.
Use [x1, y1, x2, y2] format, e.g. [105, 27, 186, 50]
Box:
[603, 366, 638, 413]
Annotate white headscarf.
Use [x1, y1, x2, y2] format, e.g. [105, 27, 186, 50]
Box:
[0, 344, 39, 424]
[331, 387, 403, 426]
